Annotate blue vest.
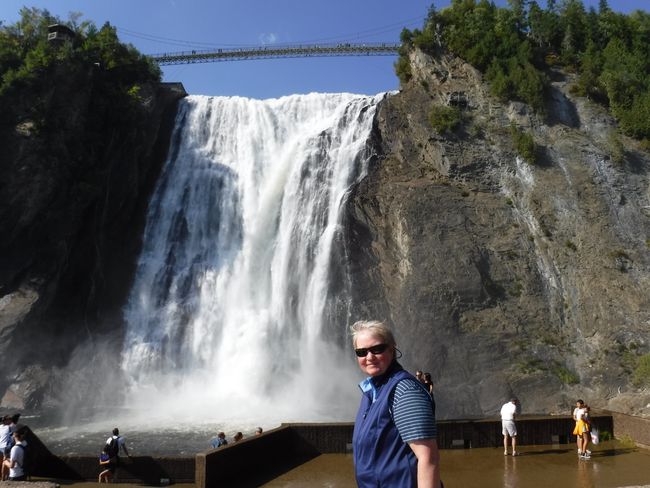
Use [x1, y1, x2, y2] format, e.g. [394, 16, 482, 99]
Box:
[352, 363, 418, 488]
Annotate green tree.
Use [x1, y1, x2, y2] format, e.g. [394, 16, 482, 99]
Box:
[508, 0, 527, 33]
[425, 2, 440, 30]
[0, 8, 160, 127]
[429, 105, 463, 134]
[575, 42, 606, 101]
[394, 55, 412, 84]
[395, 0, 650, 139]
[599, 38, 645, 108]
[528, 1, 561, 51]
[632, 353, 650, 388]
[510, 124, 537, 164]
[616, 90, 650, 140]
[598, 0, 610, 14]
[559, 0, 588, 66]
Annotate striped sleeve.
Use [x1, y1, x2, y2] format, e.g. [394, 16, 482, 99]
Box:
[392, 378, 437, 442]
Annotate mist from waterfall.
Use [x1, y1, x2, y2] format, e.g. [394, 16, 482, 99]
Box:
[120, 92, 382, 427]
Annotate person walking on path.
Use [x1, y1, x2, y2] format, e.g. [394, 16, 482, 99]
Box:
[500, 398, 518, 456]
[351, 320, 441, 488]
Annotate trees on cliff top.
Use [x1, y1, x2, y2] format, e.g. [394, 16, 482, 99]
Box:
[0, 7, 161, 128]
[397, 0, 650, 142]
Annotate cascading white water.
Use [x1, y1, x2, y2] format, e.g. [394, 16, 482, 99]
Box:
[121, 92, 382, 426]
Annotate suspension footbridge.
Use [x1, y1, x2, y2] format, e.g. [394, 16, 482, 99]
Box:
[150, 42, 401, 65]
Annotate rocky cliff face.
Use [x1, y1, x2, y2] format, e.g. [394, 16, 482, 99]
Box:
[346, 48, 650, 417]
[0, 73, 184, 409]
[2, 47, 648, 419]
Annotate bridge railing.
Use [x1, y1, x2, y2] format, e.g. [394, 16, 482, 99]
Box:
[149, 42, 401, 65]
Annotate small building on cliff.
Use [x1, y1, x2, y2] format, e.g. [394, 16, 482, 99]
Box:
[47, 24, 75, 45]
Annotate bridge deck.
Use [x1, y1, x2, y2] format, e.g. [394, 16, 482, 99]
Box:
[150, 42, 401, 65]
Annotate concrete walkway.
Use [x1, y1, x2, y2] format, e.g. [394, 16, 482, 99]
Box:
[262, 441, 650, 488]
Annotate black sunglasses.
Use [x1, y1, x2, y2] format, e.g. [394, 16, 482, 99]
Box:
[355, 343, 390, 357]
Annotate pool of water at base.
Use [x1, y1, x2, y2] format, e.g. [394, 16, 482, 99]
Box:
[263, 441, 650, 488]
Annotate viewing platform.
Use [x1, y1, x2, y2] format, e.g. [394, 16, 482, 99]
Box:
[15, 411, 650, 487]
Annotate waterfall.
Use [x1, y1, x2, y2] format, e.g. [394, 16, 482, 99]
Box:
[121, 92, 382, 425]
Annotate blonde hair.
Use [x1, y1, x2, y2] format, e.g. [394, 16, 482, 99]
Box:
[350, 320, 396, 348]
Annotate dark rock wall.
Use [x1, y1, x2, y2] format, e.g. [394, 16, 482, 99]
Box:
[346, 49, 650, 417]
[0, 74, 183, 408]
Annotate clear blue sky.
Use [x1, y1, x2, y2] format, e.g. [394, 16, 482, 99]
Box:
[1, 1, 647, 99]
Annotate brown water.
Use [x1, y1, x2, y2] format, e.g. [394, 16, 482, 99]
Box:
[263, 441, 650, 488]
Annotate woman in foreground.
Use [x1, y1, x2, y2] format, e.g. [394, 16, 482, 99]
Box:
[351, 320, 441, 488]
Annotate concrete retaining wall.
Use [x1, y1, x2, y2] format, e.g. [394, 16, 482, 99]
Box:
[195, 415, 613, 488]
[437, 415, 613, 448]
[20, 427, 194, 484]
[285, 415, 615, 451]
[196, 425, 320, 488]
[607, 410, 650, 447]
[34, 452, 194, 484]
[27, 412, 644, 486]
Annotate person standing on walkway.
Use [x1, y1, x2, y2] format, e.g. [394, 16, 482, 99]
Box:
[106, 428, 130, 458]
[105, 428, 130, 481]
[0, 416, 12, 480]
[0, 415, 18, 481]
[351, 320, 440, 488]
[572, 400, 591, 458]
[210, 432, 228, 448]
[500, 398, 518, 456]
[2, 431, 26, 481]
[98, 445, 113, 483]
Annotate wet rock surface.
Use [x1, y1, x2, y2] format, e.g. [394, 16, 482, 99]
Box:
[0, 77, 183, 409]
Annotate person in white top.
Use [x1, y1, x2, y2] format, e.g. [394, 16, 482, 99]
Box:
[2, 431, 26, 481]
[0, 415, 16, 481]
[0, 417, 12, 469]
[105, 428, 130, 458]
[500, 398, 518, 456]
[572, 400, 591, 458]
